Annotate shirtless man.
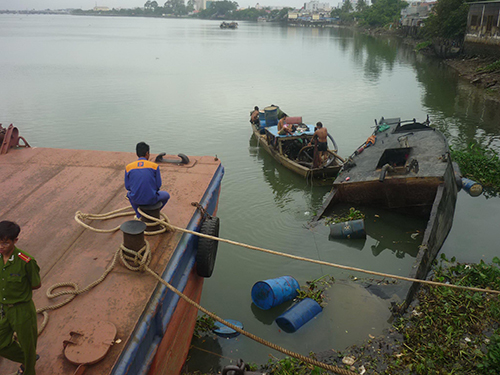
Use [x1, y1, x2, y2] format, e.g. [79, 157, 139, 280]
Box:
[277, 114, 293, 135]
[250, 106, 260, 125]
[309, 122, 328, 158]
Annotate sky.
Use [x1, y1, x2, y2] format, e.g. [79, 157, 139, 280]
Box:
[0, 0, 318, 11]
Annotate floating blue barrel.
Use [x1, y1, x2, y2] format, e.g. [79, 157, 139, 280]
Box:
[264, 106, 278, 127]
[251, 276, 300, 310]
[461, 178, 483, 197]
[275, 298, 322, 333]
[329, 219, 366, 239]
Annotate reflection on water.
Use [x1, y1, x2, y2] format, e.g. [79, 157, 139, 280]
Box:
[184, 336, 223, 373]
[249, 134, 331, 211]
[250, 300, 295, 325]
[327, 205, 425, 260]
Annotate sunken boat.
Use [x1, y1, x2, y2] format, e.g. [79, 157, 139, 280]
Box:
[250, 106, 344, 179]
[0, 124, 224, 375]
[314, 117, 460, 304]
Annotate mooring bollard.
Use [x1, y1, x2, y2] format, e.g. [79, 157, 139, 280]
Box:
[138, 201, 163, 231]
[120, 220, 147, 252]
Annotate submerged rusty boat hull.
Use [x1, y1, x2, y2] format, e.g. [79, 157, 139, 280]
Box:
[0, 146, 224, 375]
[315, 117, 458, 304]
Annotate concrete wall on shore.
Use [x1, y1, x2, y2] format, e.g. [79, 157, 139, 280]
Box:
[465, 2, 500, 56]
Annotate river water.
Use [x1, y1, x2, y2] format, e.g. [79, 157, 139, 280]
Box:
[1, 14, 500, 372]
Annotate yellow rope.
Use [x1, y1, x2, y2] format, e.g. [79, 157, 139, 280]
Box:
[75, 206, 500, 296]
[137, 209, 500, 296]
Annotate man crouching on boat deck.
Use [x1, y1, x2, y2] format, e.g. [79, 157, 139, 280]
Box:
[125, 142, 171, 219]
[0, 221, 41, 375]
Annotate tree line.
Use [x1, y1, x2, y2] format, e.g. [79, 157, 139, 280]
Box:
[71, 0, 474, 43]
[332, 0, 473, 44]
[72, 0, 290, 21]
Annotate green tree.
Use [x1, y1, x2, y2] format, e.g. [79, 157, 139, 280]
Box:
[197, 0, 238, 18]
[423, 0, 469, 40]
[359, 0, 407, 27]
[187, 0, 195, 12]
[164, 0, 187, 15]
[356, 0, 368, 13]
[341, 0, 354, 13]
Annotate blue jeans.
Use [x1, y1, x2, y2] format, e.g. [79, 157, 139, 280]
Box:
[129, 191, 170, 218]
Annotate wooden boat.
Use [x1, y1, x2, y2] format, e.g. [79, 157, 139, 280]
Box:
[314, 116, 459, 304]
[0, 126, 224, 375]
[250, 108, 344, 179]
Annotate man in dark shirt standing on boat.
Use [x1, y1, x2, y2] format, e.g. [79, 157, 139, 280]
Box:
[0, 220, 41, 375]
[125, 142, 170, 219]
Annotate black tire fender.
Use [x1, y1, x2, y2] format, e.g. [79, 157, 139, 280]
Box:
[196, 216, 220, 278]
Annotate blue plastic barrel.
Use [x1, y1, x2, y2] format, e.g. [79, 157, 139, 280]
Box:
[264, 106, 278, 127]
[275, 298, 322, 333]
[251, 276, 300, 310]
[329, 219, 366, 239]
[259, 111, 266, 129]
[461, 178, 483, 197]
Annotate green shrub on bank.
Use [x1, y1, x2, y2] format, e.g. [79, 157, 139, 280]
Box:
[477, 60, 500, 73]
[415, 41, 432, 51]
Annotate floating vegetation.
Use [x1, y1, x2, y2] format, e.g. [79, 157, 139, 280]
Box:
[334, 256, 500, 374]
[193, 314, 216, 338]
[451, 142, 500, 197]
[297, 275, 335, 306]
[324, 207, 365, 226]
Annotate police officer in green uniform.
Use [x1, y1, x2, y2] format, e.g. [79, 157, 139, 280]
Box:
[0, 221, 41, 375]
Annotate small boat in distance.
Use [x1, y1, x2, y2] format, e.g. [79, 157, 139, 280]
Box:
[220, 21, 238, 29]
[314, 116, 459, 305]
[250, 106, 344, 179]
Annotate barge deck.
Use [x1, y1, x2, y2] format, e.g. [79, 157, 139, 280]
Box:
[0, 146, 224, 375]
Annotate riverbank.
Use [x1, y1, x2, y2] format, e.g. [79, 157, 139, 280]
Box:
[261, 258, 500, 375]
[364, 27, 500, 103]
[183, 258, 500, 375]
[443, 56, 500, 103]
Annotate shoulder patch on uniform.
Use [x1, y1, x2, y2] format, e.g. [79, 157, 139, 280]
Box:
[18, 252, 31, 263]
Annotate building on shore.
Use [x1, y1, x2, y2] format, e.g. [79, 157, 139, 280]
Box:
[399, 1, 434, 36]
[304, 0, 331, 12]
[288, 8, 338, 26]
[464, 1, 500, 57]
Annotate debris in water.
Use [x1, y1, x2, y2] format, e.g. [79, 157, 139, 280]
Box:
[342, 356, 356, 365]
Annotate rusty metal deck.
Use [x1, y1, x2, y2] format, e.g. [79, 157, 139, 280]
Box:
[0, 147, 222, 375]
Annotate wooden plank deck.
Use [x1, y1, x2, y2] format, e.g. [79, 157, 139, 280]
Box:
[0, 147, 221, 375]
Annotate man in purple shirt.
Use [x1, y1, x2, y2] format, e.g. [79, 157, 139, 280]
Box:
[125, 142, 170, 218]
